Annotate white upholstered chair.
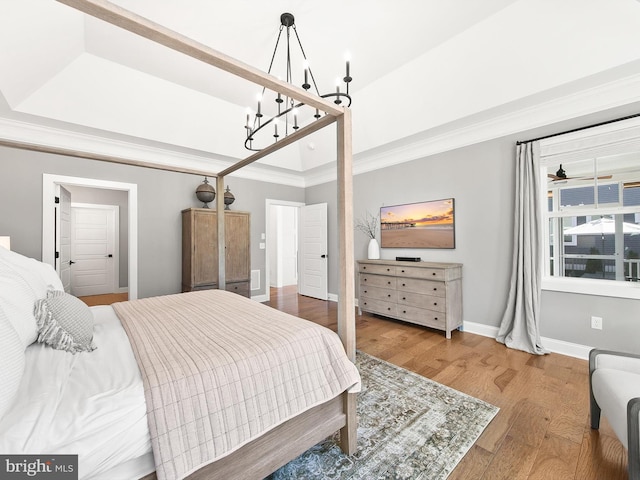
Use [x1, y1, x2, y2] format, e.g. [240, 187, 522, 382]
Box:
[589, 348, 640, 480]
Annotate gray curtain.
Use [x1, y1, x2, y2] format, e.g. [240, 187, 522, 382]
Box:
[496, 141, 547, 355]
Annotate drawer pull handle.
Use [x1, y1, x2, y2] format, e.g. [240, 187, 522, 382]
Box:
[433, 302, 437, 306]
[401, 269, 405, 272]
[432, 272, 436, 276]
[433, 288, 437, 291]
[387, 268, 390, 271]
[388, 281, 391, 285]
[364, 290, 367, 293]
[388, 294, 391, 298]
[402, 283, 406, 287]
[363, 266, 367, 270]
[387, 307, 391, 311]
[403, 310, 406, 314]
[364, 278, 367, 282]
[435, 317, 438, 320]
[364, 302, 367, 305]
[402, 297, 406, 300]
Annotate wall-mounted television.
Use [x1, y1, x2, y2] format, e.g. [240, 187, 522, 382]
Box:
[380, 198, 455, 249]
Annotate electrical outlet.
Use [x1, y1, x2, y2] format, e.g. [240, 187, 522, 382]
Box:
[591, 316, 603, 330]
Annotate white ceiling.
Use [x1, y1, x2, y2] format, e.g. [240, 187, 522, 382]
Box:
[2, 0, 640, 186]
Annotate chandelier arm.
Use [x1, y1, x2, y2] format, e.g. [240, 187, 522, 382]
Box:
[321, 92, 352, 108]
[245, 101, 305, 151]
[285, 25, 293, 135]
[235, 114, 337, 169]
[267, 25, 285, 76]
[292, 25, 321, 97]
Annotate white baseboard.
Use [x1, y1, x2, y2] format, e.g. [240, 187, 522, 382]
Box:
[251, 294, 269, 303]
[462, 321, 591, 360]
[540, 337, 592, 360]
[293, 297, 593, 361]
[117, 287, 128, 294]
[461, 321, 499, 339]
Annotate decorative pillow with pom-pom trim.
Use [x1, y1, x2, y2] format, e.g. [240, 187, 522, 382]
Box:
[34, 290, 97, 354]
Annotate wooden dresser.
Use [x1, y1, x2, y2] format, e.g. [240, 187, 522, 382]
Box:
[357, 259, 462, 339]
[182, 208, 251, 297]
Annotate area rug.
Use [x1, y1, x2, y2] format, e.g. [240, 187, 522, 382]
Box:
[268, 351, 499, 480]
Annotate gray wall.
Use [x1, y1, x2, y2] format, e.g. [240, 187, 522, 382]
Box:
[65, 185, 129, 288]
[307, 102, 640, 354]
[2, 103, 639, 353]
[0, 146, 304, 299]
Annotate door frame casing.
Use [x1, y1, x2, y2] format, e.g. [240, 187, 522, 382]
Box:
[263, 198, 305, 303]
[71, 202, 120, 296]
[42, 174, 138, 300]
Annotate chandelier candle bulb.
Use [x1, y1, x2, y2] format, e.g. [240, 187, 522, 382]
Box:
[256, 93, 263, 118]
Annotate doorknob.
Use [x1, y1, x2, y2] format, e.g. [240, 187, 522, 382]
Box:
[69, 260, 75, 265]
[106, 254, 113, 258]
[321, 254, 327, 258]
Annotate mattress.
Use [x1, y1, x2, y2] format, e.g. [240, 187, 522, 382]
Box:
[0, 305, 153, 480]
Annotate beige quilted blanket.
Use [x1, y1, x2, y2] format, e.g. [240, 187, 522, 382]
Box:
[112, 289, 360, 480]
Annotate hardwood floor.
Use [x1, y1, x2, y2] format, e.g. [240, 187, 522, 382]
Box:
[266, 286, 628, 480]
[79, 292, 128, 306]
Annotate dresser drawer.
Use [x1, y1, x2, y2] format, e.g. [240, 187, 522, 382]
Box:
[398, 292, 446, 313]
[359, 298, 397, 317]
[360, 274, 397, 289]
[360, 285, 397, 302]
[397, 305, 446, 328]
[359, 263, 397, 276]
[397, 277, 445, 297]
[396, 266, 445, 281]
[225, 281, 250, 297]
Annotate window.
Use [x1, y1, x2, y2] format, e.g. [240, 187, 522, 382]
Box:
[539, 117, 640, 299]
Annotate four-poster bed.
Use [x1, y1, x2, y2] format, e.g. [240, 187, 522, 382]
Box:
[3, 0, 357, 478]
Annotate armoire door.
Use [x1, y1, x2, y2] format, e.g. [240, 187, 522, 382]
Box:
[193, 210, 217, 286]
[225, 212, 250, 283]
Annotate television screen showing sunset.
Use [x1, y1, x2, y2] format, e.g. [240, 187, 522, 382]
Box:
[380, 198, 455, 248]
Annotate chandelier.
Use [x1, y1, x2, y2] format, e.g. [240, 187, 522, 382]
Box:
[244, 12, 352, 151]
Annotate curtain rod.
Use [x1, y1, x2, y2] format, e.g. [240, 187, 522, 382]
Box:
[516, 112, 640, 145]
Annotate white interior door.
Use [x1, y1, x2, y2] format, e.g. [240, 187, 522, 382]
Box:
[55, 185, 72, 292]
[298, 203, 328, 300]
[70, 204, 118, 297]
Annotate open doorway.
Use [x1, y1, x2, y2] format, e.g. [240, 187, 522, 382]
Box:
[265, 199, 304, 303]
[42, 174, 138, 300]
[265, 199, 328, 303]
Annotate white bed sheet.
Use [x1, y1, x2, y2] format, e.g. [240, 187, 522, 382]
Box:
[0, 305, 153, 480]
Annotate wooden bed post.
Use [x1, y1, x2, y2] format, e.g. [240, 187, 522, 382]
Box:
[336, 109, 355, 361]
[337, 108, 357, 455]
[216, 175, 226, 290]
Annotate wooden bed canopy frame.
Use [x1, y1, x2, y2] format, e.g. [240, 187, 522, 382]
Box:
[1, 0, 357, 477]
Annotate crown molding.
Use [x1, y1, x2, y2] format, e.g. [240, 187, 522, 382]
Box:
[0, 117, 306, 188]
[2, 70, 640, 190]
[305, 71, 640, 187]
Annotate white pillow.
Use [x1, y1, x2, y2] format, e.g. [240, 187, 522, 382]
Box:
[0, 248, 64, 347]
[0, 304, 26, 419]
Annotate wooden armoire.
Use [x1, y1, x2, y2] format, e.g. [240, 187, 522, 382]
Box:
[181, 208, 251, 297]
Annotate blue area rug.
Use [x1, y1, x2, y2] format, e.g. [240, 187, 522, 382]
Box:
[268, 351, 499, 479]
